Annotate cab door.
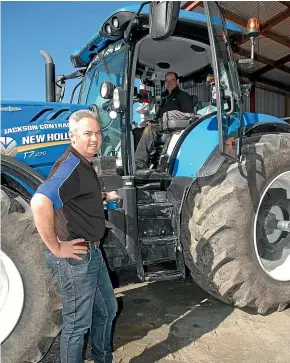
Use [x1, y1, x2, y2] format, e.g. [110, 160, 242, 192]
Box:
[204, 1, 242, 160]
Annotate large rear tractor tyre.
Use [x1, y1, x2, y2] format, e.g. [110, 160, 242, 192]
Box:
[182, 133, 290, 314]
[0, 187, 61, 363]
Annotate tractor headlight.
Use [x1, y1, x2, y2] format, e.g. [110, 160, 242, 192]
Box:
[100, 81, 114, 99]
[112, 17, 119, 29]
[113, 88, 126, 111]
[105, 23, 112, 35]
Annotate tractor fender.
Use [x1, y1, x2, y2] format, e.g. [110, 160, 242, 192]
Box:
[243, 121, 290, 137]
[194, 122, 290, 179]
[1, 154, 44, 199]
[169, 112, 288, 179]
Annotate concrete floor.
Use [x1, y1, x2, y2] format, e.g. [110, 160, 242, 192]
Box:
[41, 276, 290, 363]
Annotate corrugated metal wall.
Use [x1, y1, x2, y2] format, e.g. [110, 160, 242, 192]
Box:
[181, 80, 287, 118]
[241, 94, 250, 113]
[255, 88, 285, 118]
[242, 88, 286, 117]
[181, 81, 210, 102]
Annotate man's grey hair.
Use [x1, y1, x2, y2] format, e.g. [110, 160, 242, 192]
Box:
[68, 109, 100, 132]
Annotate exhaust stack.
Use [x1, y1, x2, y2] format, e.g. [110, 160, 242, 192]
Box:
[40, 50, 56, 102]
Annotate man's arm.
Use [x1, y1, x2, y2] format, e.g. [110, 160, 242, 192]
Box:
[31, 193, 86, 259]
[31, 193, 59, 254]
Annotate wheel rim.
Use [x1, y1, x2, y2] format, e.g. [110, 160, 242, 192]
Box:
[0, 250, 25, 343]
[254, 171, 290, 282]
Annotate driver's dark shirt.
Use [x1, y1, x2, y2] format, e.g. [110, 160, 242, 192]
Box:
[156, 86, 194, 119]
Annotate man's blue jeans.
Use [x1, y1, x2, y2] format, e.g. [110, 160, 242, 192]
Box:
[45, 247, 117, 363]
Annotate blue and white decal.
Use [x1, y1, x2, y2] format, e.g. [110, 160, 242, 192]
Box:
[1, 100, 88, 178]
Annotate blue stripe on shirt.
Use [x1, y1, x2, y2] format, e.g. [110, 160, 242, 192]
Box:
[36, 152, 80, 210]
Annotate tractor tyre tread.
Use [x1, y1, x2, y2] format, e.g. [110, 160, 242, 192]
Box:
[1, 187, 61, 363]
[182, 133, 290, 314]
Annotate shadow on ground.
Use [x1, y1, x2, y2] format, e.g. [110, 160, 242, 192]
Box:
[40, 273, 234, 363]
[113, 276, 233, 363]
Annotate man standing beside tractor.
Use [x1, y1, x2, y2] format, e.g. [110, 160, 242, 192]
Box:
[31, 110, 119, 363]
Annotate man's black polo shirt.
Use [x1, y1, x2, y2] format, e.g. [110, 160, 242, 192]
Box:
[36, 145, 105, 242]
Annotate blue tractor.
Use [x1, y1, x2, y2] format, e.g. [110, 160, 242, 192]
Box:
[2, 2, 290, 362]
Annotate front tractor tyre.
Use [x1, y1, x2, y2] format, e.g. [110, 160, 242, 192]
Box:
[0, 187, 61, 363]
[182, 133, 290, 314]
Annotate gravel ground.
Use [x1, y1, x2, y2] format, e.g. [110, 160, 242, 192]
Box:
[40, 275, 290, 363]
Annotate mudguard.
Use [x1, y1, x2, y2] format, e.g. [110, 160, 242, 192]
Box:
[171, 112, 289, 178]
[1, 155, 45, 198]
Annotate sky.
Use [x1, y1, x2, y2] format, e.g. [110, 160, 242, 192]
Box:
[1, 1, 140, 103]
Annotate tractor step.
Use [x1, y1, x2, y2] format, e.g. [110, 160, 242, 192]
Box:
[139, 236, 178, 244]
[139, 236, 178, 264]
[137, 202, 173, 217]
[134, 188, 186, 284]
[144, 270, 183, 282]
[137, 188, 167, 205]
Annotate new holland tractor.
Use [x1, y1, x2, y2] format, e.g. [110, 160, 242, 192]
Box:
[1, 2, 290, 362]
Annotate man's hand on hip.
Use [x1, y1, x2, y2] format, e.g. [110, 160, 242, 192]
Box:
[54, 238, 88, 260]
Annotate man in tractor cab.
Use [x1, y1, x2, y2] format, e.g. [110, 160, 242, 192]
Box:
[135, 72, 194, 170]
[156, 72, 194, 119]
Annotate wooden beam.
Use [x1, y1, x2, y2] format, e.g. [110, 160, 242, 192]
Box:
[269, 53, 290, 67]
[182, 1, 290, 85]
[220, 8, 247, 28]
[181, 1, 201, 11]
[235, 49, 290, 74]
[280, 1, 290, 10]
[261, 8, 290, 32]
[240, 8, 290, 45]
[251, 64, 273, 79]
[250, 53, 290, 78]
[218, 5, 290, 49]
[256, 83, 289, 96]
[262, 30, 290, 49]
[239, 70, 290, 92]
[183, 2, 290, 49]
[257, 78, 290, 92]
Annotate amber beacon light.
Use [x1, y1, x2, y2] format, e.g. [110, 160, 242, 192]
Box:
[239, 17, 260, 66]
[247, 17, 260, 37]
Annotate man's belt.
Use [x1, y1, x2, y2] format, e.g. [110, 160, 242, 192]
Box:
[75, 241, 100, 249]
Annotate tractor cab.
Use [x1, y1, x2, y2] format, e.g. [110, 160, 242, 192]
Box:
[66, 2, 252, 282]
[74, 2, 248, 180]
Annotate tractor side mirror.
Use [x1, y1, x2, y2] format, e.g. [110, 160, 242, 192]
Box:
[149, 1, 180, 41]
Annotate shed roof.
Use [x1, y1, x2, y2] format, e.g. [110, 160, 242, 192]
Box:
[181, 1, 290, 93]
